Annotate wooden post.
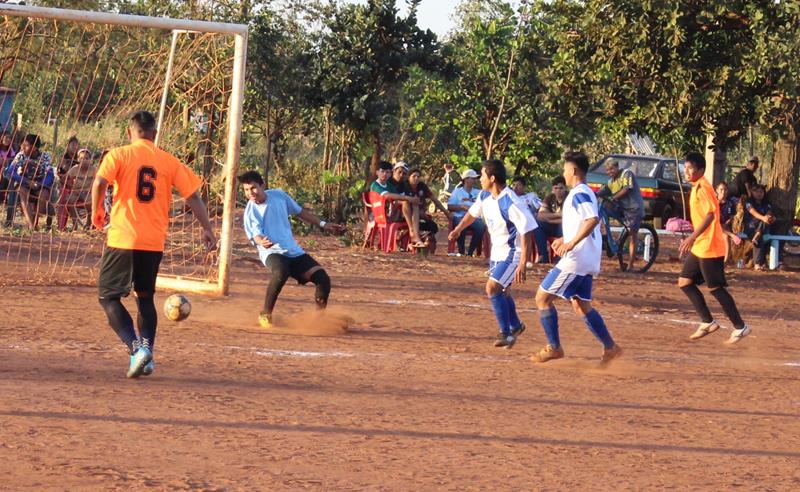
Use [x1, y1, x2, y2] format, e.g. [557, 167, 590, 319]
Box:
[216, 31, 247, 296]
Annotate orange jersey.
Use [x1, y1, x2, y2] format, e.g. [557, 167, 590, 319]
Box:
[689, 176, 727, 258]
[97, 139, 202, 252]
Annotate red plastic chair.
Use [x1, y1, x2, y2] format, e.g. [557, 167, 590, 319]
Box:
[368, 191, 409, 253]
[447, 216, 489, 258]
[361, 192, 379, 249]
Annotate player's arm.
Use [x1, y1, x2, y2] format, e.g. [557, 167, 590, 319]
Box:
[296, 208, 345, 234]
[91, 175, 110, 229]
[185, 192, 218, 251]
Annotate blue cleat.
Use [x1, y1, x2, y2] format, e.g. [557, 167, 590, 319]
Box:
[127, 340, 153, 379]
[141, 359, 155, 376]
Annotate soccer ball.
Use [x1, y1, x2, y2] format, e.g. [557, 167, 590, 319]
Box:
[163, 294, 191, 322]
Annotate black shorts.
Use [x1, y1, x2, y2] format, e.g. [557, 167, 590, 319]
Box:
[419, 218, 439, 235]
[98, 247, 164, 299]
[266, 253, 321, 284]
[680, 253, 727, 289]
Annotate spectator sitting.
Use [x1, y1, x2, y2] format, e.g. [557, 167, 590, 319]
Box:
[62, 148, 97, 230]
[407, 168, 452, 252]
[534, 175, 567, 263]
[3, 133, 54, 230]
[57, 136, 79, 184]
[369, 160, 425, 248]
[511, 176, 543, 266]
[1, 132, 17, 227]
[743, 184, 775, 271]
[439, 161, 462, 203]
[716, 181, 742, 262]
[730, 156, 759, 199]
[447, 168, 485, 256]
[596, 158, 645, 271]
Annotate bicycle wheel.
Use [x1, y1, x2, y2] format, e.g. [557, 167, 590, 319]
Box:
[617, 223, 659, 272]
[783, 227, 800, 256]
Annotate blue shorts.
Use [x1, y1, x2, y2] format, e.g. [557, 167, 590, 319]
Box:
[489, 256, 520, 289]
[539, 267, 593, 301]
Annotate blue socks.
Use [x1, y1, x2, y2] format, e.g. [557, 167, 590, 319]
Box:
[539, 305, 560, 348]
[490, 293, 511, 335]
[583, 309, 615, 349]
[505, 293, 522, 330]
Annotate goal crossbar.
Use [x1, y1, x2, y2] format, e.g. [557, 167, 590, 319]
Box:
[1, 4, 248, 296]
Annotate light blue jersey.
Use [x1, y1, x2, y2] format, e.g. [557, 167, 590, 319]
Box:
[243, 189, 305, 264]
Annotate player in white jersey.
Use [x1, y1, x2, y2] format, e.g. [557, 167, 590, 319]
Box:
[448, 160, 537, 348]
[531, 152, 623, 365]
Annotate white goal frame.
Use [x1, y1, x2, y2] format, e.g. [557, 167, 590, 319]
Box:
[0, 3, 248, 296]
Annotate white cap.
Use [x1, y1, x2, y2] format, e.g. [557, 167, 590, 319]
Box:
[461, 169, 479, 179]
[393, 161, 409, 171]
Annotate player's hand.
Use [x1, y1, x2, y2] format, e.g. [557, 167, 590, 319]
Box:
[731, 234, 742, 245]
[679, 236, 695, 257]
[201, 228, 217, 251]
[448, 229, 460, 242]
[92, 209, 105, 230]
[324, 223, 346, 234]
[555, 240, 574, 256]
[515, 264, 527, 283]
[552, 237, 564, 251]
[255, 236, 274, 248]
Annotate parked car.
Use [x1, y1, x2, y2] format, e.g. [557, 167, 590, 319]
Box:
[586, 154, 691, 229]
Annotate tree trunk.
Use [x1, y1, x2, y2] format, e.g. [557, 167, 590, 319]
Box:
[703, 132, 727, 187]
[263, 100, 271, 188]
[367, 129, 382, 186]
[767, 125, 800, 234]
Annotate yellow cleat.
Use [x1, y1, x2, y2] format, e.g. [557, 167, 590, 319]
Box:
[258, 313, 273, 329]
[530, 344, 565, 363]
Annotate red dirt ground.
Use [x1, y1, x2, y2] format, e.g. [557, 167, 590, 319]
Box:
[2, 233, 800, 490]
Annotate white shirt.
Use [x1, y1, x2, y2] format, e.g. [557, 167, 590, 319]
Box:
[556, 182, 602, 276]
[518, 192, 542, 214]
[469, 187, 538, 262]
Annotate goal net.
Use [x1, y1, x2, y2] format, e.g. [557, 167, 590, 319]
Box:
[0, 4, 246, 295]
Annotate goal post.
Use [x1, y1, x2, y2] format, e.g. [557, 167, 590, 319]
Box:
[0, 4, 248, 296]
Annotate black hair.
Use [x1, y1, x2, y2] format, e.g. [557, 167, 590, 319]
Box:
[238, 170, 265, 186]
[551, 175, 566, 186]
[408, 168, 422, 177]
[130, 110, 157, 134]
[564, 151, 589, 175]
[23, 133, 42, 148]
[67, 135, 79, 145]
[512, 176, 525, 186]
[752, 183, 766, 193]
[481, 159, 507, 185]
[377, 160, 393, 171]
[684, 152, 706, 171]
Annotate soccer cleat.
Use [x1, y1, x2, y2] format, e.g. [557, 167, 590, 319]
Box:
[126, 341, 153, 379]
[725, 324, 752, 344]
[599, 344, 623, 366]
[141, 359, 155, 376]
[493, 333, 516, 348]
[510, 322, 526, 338]
[689, 320, 720, 340]
[530, 344, 565, 363]
[258, 312, 273, 329]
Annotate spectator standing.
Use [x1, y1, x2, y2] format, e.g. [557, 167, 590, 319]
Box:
[3, 134, 54, 229]
[448, 168, 486, 256]
[511, 176, 542, 266]
[0, 132, 17, 225]
[439, 162, 461, 202]
[534, 176, 567, 263]
[58, 136, 80, 184]
[743, 184, 775, 270]
[729, 156, 759, 199]
[63, 148, 97, 230]
[597, 158, 645, 272]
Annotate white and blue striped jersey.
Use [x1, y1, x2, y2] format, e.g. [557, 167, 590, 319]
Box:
[557, 182, 602, 276]
[468, 187, 537, 262]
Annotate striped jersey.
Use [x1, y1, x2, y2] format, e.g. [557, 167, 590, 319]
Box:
[468, 187, 537, 262]
[557, 182, 602, 276]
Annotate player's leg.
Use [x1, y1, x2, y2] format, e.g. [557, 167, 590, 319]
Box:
[531, 268, 566, 362]
[701, 257, 751, 343]
[98, 247, 149, 377]
[569, 284, 622, 364]
[504, 286, 525, 337]
[296, 254, 331, 310]
[131, 251, 162, 377]
[679, 253, 719, 340]
[260, 254, 292, 327]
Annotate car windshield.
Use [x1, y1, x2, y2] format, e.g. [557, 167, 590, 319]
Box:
[592, 157, 659, 178]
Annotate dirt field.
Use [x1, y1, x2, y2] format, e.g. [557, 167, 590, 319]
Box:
[2, 233, 800, 490]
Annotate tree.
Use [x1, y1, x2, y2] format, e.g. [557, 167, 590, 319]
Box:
[310, 0, 445, 179]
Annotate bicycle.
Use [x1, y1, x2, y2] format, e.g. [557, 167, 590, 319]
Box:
[782, 217, 800, 256]
[597, 197, 659, 273]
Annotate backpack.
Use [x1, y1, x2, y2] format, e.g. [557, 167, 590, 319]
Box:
[665, 217, 693, 233]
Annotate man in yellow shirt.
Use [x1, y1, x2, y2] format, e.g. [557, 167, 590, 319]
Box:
[91, 111, 217, 378]
[678, 152, 750, 344]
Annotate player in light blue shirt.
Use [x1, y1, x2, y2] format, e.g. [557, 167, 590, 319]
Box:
[449, 160, 536, 348]
[240, 171, 344, 328]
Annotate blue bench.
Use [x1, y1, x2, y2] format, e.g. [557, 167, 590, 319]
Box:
[764, 234, 797, 270]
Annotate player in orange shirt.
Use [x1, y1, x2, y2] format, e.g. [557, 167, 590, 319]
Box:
[677, 152, 751, 344]
[91, 111, 217, 378]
